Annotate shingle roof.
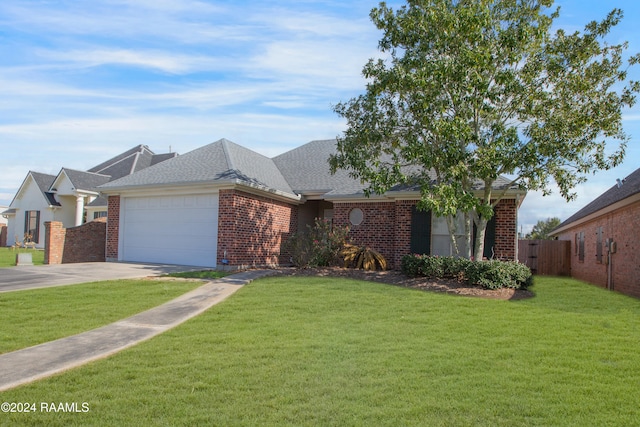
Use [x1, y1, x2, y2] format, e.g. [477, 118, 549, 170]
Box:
[556, 167, 640, 229]
[273, 139, 519, 197]
[30, 171, 56, 194]
[87, 145, 177, 181]
[62, 169, 111, 192]
[273, 139, 364, 196]
[99, 139, 295, 196]
[100, 138, 524, 200]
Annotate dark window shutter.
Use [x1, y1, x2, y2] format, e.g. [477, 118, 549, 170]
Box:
[483, 216, 496, 259]
[410, 206, 431, 255]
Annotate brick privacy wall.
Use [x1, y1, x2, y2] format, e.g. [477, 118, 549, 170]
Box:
[557, 200, 640, 298]
[0, 225, 6, 247]
[106, 195, 120, 260]
[334, 199, 519, 270]
[44, 218, 106, 264]
[217, 189, 297, 268]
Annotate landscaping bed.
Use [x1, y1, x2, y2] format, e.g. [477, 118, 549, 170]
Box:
[275, 267, 535, 300]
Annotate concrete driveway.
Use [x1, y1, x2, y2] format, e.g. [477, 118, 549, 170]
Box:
[0, 262, 204, 293]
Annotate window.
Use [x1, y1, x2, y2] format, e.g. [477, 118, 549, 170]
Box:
[432, 212, 469, 257]
[93, 211, 108, 220]
[577, 231, 585, 262]
[595, 226, 604, 264]
[24, 210, 40, 243]
[348, 208, 364, 226]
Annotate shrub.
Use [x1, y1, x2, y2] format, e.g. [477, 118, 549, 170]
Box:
[465, 260, 533, 289]
[341, 244, 388, 271]
[282, 219, 350, 268]
[401, 254, 532, 290]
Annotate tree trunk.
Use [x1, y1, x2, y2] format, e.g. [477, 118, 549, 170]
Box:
[445, 215, 460, 257]
[473, 216, 487, 261]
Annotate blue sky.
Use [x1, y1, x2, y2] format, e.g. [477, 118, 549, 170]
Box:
[1, 0, 639, 234]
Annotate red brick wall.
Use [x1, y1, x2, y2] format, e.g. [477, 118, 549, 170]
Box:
[217, 189, 297, 268]
[557, 200, 640, 298]
[106, 195, 120, 260]
[333, 201, 397, 267]
[44, 219, 106, 264]
[44, 221, 65, 264]
[333, 199, 519, 270]
[493, 198, 518, 260]
[0, 225, 6, 247]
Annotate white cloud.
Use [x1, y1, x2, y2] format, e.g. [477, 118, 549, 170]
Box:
[36, 49, 223, 75]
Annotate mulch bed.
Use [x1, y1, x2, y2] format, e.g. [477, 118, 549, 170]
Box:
[273, 267, 534, 300]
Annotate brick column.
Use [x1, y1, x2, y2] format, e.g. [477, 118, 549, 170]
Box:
[106, 195, 120, 261]
[44, 221, 66, 265]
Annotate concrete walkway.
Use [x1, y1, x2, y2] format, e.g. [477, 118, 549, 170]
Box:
[0, 270, 275, 392]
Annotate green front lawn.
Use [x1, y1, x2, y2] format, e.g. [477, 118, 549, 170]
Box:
[2, 276, 639, 426]
[0, 279, 203, 354]
[0, 248, 44, 267]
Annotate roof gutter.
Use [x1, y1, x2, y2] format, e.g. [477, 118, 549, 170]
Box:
[99, 179, 303, 204]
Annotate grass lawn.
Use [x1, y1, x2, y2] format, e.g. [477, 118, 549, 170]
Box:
[0, 279, 203, 354]
[0, 247, 44, 267]
[2, 276, 639, 426]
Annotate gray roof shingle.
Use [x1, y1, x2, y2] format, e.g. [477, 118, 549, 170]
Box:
[100, 138, 523, 200]
[273, 139, 519, 197]
[556, 167, 640, 229]
[62, 169, 111, 192]
[87, 145, 177, 181]
[99, 139, 295, 196]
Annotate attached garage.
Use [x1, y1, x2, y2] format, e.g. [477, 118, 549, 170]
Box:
[119, 193, 219, 267]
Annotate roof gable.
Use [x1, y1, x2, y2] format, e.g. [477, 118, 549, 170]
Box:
[52, 168, 111, 194]
[11, 171, 57, 207]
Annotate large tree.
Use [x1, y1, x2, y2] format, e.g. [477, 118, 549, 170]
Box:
[330, 0, 639, 260]
[525, 217, 561, 240]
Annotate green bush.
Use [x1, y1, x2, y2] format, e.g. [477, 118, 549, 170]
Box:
[401, 254, 532, 290]
[282, 219, 350, 268]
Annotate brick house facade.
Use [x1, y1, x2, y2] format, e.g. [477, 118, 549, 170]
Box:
[100, 139, 524, 269]
[333, 198, 519, 270]
[555, 198, 640, 298]
[553, 168, 640, 298]
[217, 189, 297, 267]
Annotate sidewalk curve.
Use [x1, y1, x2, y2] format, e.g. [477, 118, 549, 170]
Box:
[0, 270, 274, 392]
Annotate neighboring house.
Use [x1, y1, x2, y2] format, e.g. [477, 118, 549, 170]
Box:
[0, 206, 7, 226]
[99, 138, 526, 269]
[0, 205, 8, 247]
[552, 167, 640, 298]
[2, 145, 176, 248]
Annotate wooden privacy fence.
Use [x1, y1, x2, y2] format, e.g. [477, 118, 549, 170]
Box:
[518, 239, 571, 276]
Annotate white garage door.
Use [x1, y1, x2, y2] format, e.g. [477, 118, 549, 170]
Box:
[121, 194, 218, 267]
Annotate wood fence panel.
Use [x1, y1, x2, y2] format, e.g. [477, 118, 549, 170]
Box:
[518, 239, 571, 276]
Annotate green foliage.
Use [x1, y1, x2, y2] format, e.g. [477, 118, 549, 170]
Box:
[525, 217, 561, 239]
[401, 254, 532, 290]
[340, 243, 388, 270]
[464, 259, 534, 290]
[331, 0, 639, 261]
[282, 218, 350, 268]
